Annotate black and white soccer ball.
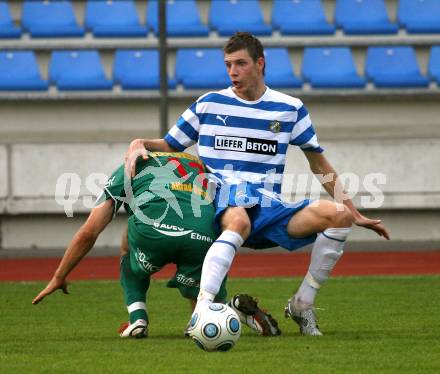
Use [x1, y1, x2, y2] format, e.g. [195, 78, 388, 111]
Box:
[188, 303, 241, 352]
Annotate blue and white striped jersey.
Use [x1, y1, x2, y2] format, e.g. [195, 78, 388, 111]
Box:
[164, 87, 323, 193]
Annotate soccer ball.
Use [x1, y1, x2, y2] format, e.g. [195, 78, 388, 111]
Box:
[188, 303, 241, 352]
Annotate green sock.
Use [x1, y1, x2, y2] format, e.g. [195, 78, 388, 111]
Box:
[129, 309, 148, 324]
[120, 254, 150, 324]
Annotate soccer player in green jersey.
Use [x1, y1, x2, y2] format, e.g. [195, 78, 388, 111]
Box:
[32, 152, 280, 338]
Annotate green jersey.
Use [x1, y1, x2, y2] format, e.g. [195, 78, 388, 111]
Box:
[99, 152, 225, 301]
[99, 152, 215, 234]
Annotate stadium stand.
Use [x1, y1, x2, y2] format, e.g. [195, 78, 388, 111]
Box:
[428, 46, 440, 84]
[335, 0, 398, 35]
[85, 0, 147, 37]
[175, 48, 230, 88]
[366, 46, 429, 88]
[0, 51, 48, 90]
[0, 1, 20, 38]
[398, 0, 440, 34]
[302, 47, 365, 88]
[21, 0, 85, 38]
[49, 50, 112, 90]
[147, 0, 209, 37]
[1, 0, 440, 252]
[271, 0, 334, 35]
[113, 49, 176, 89]
[264, 48, 302, 88]
[209, 0, 272, 36]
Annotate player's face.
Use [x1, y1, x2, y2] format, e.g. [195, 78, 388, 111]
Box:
[224, 49, 265, 100]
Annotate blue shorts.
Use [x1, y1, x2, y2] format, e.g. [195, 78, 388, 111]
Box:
[213, 183, 317, 251]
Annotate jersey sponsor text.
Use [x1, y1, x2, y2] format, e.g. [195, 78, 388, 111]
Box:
[190, 232, 214, 243]
[152, 222, 193, 237]
[214, 135, 278, 155]
[176, 273, 199, 287]
[170, 182, 211, 200]
[135, 248, 161, 273]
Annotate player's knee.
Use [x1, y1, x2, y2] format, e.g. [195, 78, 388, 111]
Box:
[329, 203, 354, 228]
[316, 201, 354, 229]
[221, 212, 251, 237]
[337, 204, 354, 227]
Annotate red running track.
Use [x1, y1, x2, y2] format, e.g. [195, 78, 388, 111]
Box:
[1, 251, 439, 281]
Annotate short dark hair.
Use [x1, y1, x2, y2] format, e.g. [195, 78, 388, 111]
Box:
[223, 32, 265, 74]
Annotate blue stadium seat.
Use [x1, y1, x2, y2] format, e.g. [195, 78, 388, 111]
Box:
[428, 46, 440, 84]
[0, 1, 21, 38]
[272, 0, 334, 36]
[398, 0, 440, 34]
[302, 47, 365, 88]
[0, 51, 48, 91]
[49, 51, 112, 91]
[85, 0, 147, 37]
[264, 48, 302, 88]
[209, 0, 272, 36]
[335, 0, 398, 35]
[175, 49, 230, 89]
[147, 0, 208, 37]
[22, 0, 84, 38]
[365, 46, 429, 88]
[113, 49, 176, 89]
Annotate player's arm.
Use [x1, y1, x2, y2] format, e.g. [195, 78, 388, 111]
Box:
[32, 199, 115, 304]
[125, 138, 177, 177]
[304, 151, 390, 240]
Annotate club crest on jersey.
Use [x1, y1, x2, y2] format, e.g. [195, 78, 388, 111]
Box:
[269, 121, 281, 133]
[214, 135, 278, 155]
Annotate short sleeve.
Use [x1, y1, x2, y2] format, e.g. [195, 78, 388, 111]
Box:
[289, 102, 324, 153]
[165, 101, 200, 151]
[95, 165, 126, 217]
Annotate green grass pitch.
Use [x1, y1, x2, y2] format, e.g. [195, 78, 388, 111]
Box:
[1, 276, 439, 373]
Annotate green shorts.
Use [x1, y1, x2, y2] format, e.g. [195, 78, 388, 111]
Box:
[127, 219, 226, 302]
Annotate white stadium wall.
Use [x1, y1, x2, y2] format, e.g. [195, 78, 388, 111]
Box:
[0, 146, 7, 213]
[1, 97, 439, 253]
[1, 136, 439, 252]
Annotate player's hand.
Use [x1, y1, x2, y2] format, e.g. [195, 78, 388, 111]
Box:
[32, 277, 69, 305]
[354, 214, 390, 240]
[125, 139, 148, 178]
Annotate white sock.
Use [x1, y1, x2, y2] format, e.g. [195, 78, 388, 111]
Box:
[295, 274, 319, 309]
[127, 301, 146, 314]
[196, 289, 216, 309]
[197, 230, 244, 306]
[295, 227, 351, 308]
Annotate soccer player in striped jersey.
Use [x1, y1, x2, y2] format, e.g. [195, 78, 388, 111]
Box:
[125, 32, 390, 336]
